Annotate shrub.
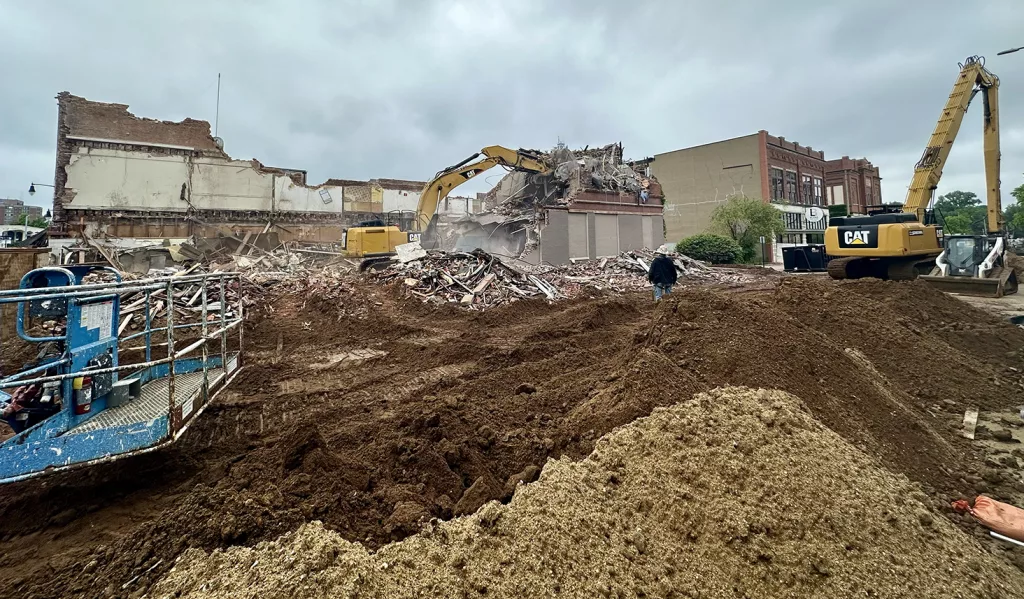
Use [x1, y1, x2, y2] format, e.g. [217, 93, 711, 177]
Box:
[827, 205, 848, 218]
[676, 234, 743, 264]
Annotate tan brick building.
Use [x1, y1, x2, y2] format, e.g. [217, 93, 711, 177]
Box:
[651, 131, 880, 257]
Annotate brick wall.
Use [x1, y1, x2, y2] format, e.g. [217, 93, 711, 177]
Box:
[52, 92, 228, 232]
[58, 92, 224, 151]
[0, 249, 51, 348]
[762, 133, 828, 207]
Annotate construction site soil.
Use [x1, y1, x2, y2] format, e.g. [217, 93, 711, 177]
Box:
[2, 275, 1024, 597]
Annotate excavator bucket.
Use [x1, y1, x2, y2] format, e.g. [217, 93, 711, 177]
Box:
[920, 266, 1018, 298]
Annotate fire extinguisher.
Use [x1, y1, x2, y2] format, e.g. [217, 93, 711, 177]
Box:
[73, 376, 93, 415]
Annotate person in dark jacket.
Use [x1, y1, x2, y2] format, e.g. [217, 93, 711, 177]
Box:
[648, 251, 678, 301]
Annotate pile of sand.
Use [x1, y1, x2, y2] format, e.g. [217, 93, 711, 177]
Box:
[152, 387, 1024, 598]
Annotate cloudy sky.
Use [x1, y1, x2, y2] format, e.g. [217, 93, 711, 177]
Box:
[1, 0, 1023, 212]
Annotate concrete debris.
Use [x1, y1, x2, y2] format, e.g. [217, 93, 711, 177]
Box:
[550, 141, 649, 196]
[486, 142, 658, 216]
[374, 248, 759, 309]
[375, 249, 553, 309]
[395, 241, 427, 264]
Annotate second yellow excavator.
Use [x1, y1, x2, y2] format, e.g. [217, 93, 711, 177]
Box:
[825, 55, 1016, 296]
[342, 146, 551, 269]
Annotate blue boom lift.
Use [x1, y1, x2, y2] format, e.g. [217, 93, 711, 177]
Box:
[0, 266, 243, 483]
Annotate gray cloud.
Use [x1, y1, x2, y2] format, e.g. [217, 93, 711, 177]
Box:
[1, 0, 1023, 212]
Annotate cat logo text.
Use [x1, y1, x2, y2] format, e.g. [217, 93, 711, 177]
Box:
[844, 231, 871, 245]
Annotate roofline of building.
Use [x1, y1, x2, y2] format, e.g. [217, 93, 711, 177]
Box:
[653, 132, 760, 158]
[66, 135, 199, 152]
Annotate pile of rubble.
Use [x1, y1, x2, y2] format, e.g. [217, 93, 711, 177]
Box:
[549, 142, 653, 200]
[375, 249, 560, 309]
[87, 241, 363, 323]
[485, 142, 656, 215]
[105, 266, 241, 343]
[375, 247, 758, 309]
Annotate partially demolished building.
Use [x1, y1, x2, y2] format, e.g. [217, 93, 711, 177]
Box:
[454, 143, 665, 265]
[50, 93, 426, 243]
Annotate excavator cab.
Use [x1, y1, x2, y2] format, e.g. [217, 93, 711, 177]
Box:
[920, 235, 1018, 297]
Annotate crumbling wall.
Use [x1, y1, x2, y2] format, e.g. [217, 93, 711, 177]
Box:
[524, 209, 664, 265]
[52, 93, 364, 237]
[53, 92, 228, 230]
[381, 188, 418, 213]
[58, 92, 225, 152]
[63, 147, 345, 215]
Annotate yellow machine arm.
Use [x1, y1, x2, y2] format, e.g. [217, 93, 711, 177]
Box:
[413, 146, 551, 232]
[904, 56, 1001, 233]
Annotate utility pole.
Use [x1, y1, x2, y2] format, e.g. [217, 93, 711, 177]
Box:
[215, 73, 221, 137]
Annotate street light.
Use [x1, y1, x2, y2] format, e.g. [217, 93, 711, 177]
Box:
[997, 46, 1023, 56]
[28, 182, 54, 196]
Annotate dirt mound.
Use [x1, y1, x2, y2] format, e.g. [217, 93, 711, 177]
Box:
[153, 387, 1024, 598]
[628, 279, 1024, 495]
[6, 277, 1024, 597]
[837, 277, 1024, 366]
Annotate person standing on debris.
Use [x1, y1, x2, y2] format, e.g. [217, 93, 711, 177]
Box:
[648, 251, 677, 301]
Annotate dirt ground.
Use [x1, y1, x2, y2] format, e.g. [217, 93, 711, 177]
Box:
[2, 274, 1024, 597]
[154, 387, 1024, 598]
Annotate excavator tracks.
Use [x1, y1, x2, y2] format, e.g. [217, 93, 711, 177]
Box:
[886, 258, 937, 281]
[826, 257, 858, 280]
[827, 257, 937, 282]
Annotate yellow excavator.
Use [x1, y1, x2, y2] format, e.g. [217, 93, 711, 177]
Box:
[825, 56, 1016, 296]
[342, 146, 551, 270]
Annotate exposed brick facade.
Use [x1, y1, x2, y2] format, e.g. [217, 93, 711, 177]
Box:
[825, 157, 882, 215]
[52, 92, 228, 234]
[569, 189, 663, 215]
[57, 92, 224, 151]
[0, 249, 50, 345]
[762, 132, 828, 208]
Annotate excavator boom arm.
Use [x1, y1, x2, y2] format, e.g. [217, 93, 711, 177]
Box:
[903, 56, 1001, 233]
[413, 146, 550, 232]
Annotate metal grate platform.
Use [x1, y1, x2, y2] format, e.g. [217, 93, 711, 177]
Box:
[68, 355, 237, 435]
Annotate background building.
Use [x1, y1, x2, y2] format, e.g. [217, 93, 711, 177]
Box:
[651, 130, 880, 260]
[0, 199, 43, 225]
[48, 93, 437, 243]
[826, 157, 882, 215]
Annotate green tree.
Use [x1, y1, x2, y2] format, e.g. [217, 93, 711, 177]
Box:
[942, 213, 973, 235]
[708, 195, 785, 263]
[13, 214, 49, 228]
[1012, 178, 1024, 206]
[932, 190, 989, 234]
[1007, 203, 1024, 236]
[676, 234, 742, 264]
[933, 190, 980, 214]
[1012, 211, 1024, 236]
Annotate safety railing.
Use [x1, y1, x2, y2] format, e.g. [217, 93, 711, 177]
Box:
[0, 271, 244, 438]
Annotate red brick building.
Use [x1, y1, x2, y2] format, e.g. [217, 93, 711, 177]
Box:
[825, 157, 882, 215]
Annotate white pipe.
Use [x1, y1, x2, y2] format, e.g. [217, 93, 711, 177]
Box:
[935, 249, 949, 276]
[980, 237, 1003, 278]
[991, 531, 1024, 547]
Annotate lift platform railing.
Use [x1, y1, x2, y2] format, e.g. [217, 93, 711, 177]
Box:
[0, 270, 244, 442]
